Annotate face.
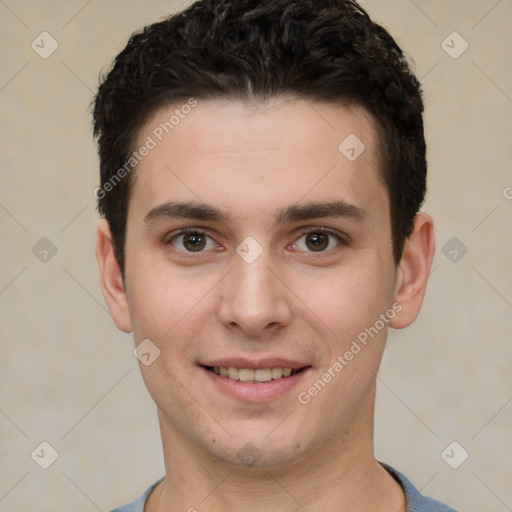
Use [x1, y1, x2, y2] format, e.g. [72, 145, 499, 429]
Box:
[97, 98, 432, 470]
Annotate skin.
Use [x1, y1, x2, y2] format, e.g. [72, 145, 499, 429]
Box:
[96, 98, 435, 511]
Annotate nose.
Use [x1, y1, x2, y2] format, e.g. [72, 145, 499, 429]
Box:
[217, 249, 292, 338]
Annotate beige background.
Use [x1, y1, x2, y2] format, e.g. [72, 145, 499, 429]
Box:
[1, 1, 511, 510]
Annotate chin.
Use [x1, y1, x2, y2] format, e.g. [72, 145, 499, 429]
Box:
[201, 428, 309, 470]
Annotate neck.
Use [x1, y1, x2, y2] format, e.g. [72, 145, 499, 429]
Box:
[146, 398, 405, 512]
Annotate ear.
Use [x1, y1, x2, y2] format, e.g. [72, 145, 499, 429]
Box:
[96, 219, 133, 332]
[390, 213, 435, 329]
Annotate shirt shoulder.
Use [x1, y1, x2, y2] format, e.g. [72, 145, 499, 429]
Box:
[109, 480, 162, 512]
[383, 463, 458, 512]
[111, 469, 457, 511]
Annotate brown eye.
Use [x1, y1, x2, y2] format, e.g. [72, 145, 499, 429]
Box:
[305, 233, 329, 251]
[183, 233, 207, 252]
[169, 231, 216, 252]
[293, 230, 341, 253]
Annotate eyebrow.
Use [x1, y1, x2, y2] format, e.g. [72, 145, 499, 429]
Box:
[143, 199, 367, 226]
[143, 201, 229, 225]
[278, 200, 367, 223]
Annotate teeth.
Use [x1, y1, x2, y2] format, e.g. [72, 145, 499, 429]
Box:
[272, 367, 283, 379]
[213, 366, 296, 382]
[239, 368, 254, 382]
[255, 368, 272, 382]
[228, 367, 239, 380]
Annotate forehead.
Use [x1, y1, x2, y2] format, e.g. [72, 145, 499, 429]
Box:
[129, 98, 387, 223]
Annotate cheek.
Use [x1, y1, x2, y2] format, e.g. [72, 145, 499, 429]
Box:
[302, 261, 394, 339]
[124, 256, 182, 344]
[124, 256, 219, 361]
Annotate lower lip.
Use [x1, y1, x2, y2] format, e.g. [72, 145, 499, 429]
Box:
[201, 367, 310, 402]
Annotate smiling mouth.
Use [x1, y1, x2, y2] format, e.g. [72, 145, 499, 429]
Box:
[203, 366, 308, 383]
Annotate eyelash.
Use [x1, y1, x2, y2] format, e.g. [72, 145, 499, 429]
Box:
[295, 226, 346, 242]
[165, 227, 215, 249]
[166, 227, 347, 253]
[292, 227, 347, 253]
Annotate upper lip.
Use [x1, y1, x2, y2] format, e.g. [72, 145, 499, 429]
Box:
[201, 358, 310, 370]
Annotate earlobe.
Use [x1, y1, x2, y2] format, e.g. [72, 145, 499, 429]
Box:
[390, 213, 435, 329]
[96, 219, 133, 333]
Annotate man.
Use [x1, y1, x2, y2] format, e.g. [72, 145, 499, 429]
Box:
[93, 0, 456, 510]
